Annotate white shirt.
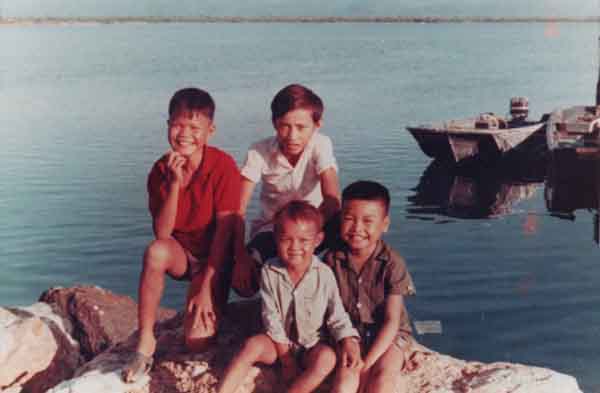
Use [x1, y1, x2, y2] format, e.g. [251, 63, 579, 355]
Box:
[260, 255, 359, 348]
[241, 132, 338, 237]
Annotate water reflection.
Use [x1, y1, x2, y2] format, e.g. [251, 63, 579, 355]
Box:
[545, 157, 600, 244]
[407, 159, 545, 220]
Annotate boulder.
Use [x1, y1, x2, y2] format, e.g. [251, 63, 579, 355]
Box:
[0, 302, 81, 393]
[46, 294, 584, 393]
[1, 286, 585, 393]
[39, 286, 177, 360]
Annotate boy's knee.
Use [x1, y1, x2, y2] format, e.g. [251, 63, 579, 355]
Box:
[240, 336, 266, 358]
[144, 239, 173, 270]
[184, 333, 217, 352]
[368, 367, 401, 391]
[331, 367, 360, 393]
[312, 346, 337, 373]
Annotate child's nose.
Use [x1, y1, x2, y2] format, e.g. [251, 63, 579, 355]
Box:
[288, 129, 299, 141]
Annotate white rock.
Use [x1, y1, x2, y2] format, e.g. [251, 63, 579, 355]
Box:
[0, 313, 57, 388]
[46, 349, 149, 393]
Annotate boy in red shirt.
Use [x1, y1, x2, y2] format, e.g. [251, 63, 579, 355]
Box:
[122, 87, 241, 382]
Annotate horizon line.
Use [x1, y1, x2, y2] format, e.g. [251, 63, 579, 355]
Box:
[2, 15, 600, 25]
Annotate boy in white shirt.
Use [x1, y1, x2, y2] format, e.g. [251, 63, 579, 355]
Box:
[232, 84, 341, 297]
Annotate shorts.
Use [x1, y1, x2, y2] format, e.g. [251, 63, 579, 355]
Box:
[167, 249, 207, 281]
[359, 324, 414, 353]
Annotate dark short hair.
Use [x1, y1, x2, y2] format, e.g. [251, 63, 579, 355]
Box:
[342, 180, 390, 215]
[271, 84, 324, 124]
[273, 200, 323, 235]
[168, 87, 215, 120]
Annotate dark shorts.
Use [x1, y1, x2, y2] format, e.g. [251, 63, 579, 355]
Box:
[357, 324, 414, 354]
[168, 247, 234, 310]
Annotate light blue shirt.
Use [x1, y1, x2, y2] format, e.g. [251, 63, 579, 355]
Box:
[260, 255, 359, 348]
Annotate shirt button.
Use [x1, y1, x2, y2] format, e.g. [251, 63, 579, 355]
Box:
[357, 302, 362, 308]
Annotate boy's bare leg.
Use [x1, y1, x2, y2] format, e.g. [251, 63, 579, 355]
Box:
[217, 334, 278, 393]
[184, 251, 234, 351]
[137, 239, 188, 356]
[331, 365, 361, 393]
[363, 344, 406, 393]
[288, 343, 337, 393]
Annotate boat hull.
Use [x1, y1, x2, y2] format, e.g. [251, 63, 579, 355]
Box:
[407, 121, 545, 164]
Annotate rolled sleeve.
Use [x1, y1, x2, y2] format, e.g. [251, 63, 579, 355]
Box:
[240, 146, 265, 184]
[388, 253, 416, 297]
[314, 134, 338, 175]
[259, 268, 290, 344]
[324, 268, 359, 341]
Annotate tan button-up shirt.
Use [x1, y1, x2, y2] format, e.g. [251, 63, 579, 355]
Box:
[260, 255, 359, 349]
[324, 240, 416, 338]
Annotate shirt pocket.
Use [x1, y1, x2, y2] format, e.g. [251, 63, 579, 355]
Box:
[368, 281, 386, 309]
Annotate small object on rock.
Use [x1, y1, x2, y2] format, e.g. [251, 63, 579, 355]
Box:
[414, 320, 443, 335]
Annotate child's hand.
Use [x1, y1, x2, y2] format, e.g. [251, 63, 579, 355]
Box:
[186, 278, 217, 333]
[166, 150, 186, 185]
[340, 337, 363, 370]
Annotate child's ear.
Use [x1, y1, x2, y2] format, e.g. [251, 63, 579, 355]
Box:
[315, 119, 323, 131]
[383, 215, 391, 233]
[315, 231, 325, 246]
[209, 123, 216, 136]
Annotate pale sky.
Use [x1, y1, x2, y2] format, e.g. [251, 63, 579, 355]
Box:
[2, 0, 598, 18]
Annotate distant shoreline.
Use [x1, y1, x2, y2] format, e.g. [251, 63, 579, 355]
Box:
[2, 16, 600, 25]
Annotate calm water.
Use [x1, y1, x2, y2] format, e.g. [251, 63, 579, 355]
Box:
[2, 22, 600, 391]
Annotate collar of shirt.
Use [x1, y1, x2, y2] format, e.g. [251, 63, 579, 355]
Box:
[265, 255, 323, 284]
[333, 240, 389, 275]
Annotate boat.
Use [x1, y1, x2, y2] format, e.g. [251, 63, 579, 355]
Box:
[545, 158, 600, 245]
[545, 38, 600, 165]
[546, 105, 600, 164]
[406, 97, 547, 164]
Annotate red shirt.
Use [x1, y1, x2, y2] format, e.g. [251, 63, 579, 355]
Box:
[147, 146, 241, 258]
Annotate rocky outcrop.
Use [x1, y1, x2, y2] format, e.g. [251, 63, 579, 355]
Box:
[0, 302, 80, 393]
[0, 286, 584, 393]
[39, 286, 177, 360]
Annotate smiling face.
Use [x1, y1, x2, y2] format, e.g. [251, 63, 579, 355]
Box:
[274, 108, 320, 164]
[341, 199, 390, 256]
[167, 111, 215, 159]
[276, 217, 323, 271]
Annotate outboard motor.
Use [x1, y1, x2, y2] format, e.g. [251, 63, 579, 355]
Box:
[510, 96, 529, 122]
